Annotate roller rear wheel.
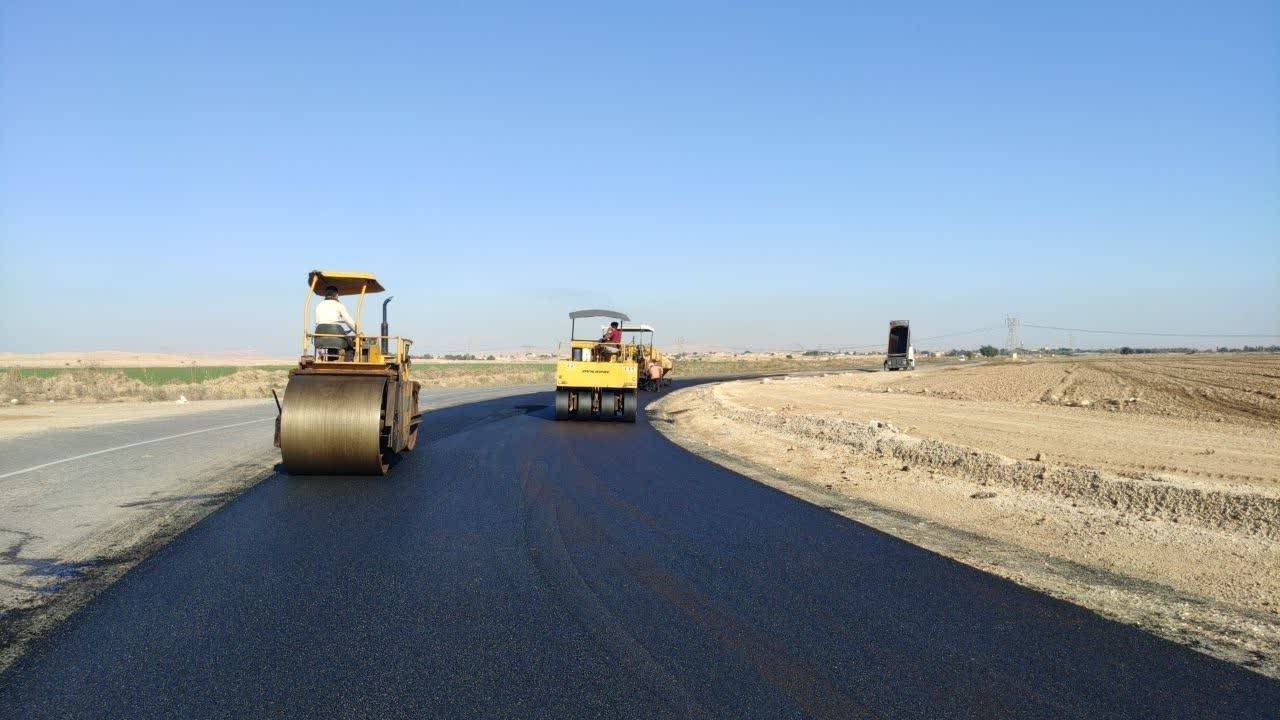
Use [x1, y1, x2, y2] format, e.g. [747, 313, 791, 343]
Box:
[622, 390, 637, 423]
[554, 388, 569, 420]
[403, 382, 422, 450]
[597, 391, 618, 421]
[575, 389, 594, 420]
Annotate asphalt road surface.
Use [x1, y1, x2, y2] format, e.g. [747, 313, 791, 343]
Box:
[0, 385, 549, 604]
[2, 380, 1277, 718]
[0, 384, 548, 482]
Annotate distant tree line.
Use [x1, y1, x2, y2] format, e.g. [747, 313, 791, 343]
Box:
[1113, 346, 1280, 354]
[939, 345, 1279, 358]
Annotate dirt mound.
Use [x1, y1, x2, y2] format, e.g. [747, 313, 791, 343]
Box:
[873, 354, 1280, 425]
[701, 387, 1279, 539]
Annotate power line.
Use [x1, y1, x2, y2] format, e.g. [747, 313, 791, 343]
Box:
[835, 325, 1001, 352]
[916, 326, 1004, 343]
[1021, 324, 1280, 339]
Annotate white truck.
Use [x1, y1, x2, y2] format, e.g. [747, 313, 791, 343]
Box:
[884, 320, 915, 371]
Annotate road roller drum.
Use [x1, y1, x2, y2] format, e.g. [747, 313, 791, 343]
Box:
[279, 375, 392, 475]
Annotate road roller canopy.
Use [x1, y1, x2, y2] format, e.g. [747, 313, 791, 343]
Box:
[569, 309, 630, 321]
[619, 324, 654, 333]
[308, 270, 385, 296]
[569, 309, 631, 341]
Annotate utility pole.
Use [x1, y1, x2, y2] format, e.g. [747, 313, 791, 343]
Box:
[1005, 315, 1021, 352]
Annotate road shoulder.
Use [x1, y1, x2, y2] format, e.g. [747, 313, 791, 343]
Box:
[0, 398, 274, 439]
[0, 407, 278, 673]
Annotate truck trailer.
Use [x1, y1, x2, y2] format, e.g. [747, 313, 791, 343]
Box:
[884, 320, 915, 371]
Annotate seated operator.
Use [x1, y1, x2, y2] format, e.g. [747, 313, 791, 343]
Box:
[595, 321, 622, 361]
[314, 285, 356, 358]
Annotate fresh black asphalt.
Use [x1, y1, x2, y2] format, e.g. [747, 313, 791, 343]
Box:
[2, 381, 1277, 718]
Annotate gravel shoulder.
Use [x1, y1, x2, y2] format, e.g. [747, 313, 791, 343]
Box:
[648, 357, 1280, 678]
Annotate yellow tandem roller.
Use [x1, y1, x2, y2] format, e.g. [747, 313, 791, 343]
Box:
[275, 270, 422, 475]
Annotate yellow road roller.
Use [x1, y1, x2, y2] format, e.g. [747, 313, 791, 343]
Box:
[274, 270, 422, 475]
[554, 309, 638, 422]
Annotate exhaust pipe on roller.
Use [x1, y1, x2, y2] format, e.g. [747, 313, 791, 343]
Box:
[381, 297, 394, 355]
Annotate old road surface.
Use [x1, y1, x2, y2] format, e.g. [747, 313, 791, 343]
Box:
[2, 379, 1277, 719]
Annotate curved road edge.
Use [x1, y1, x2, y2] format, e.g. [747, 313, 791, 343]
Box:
[646, 378, 1280, 679]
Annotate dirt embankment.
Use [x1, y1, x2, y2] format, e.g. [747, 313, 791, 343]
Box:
[411, 364, 553, 388]
[2, 369, 289, 404]
[649, 355, 1280, 677]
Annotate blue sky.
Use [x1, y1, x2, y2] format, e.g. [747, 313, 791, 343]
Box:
[2, 0, 1277, 353]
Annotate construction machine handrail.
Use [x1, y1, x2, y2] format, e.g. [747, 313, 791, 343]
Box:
[305, 332, 414, 364]
[594, 340, 624, 355]
[590, 340, 630, 363]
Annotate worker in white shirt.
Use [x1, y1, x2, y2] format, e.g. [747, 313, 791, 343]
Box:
[314, 286, 356, 358]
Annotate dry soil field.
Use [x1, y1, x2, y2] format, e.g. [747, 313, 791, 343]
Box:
[872, 353, 1280, 426]
[650, 353, 1280, 677]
